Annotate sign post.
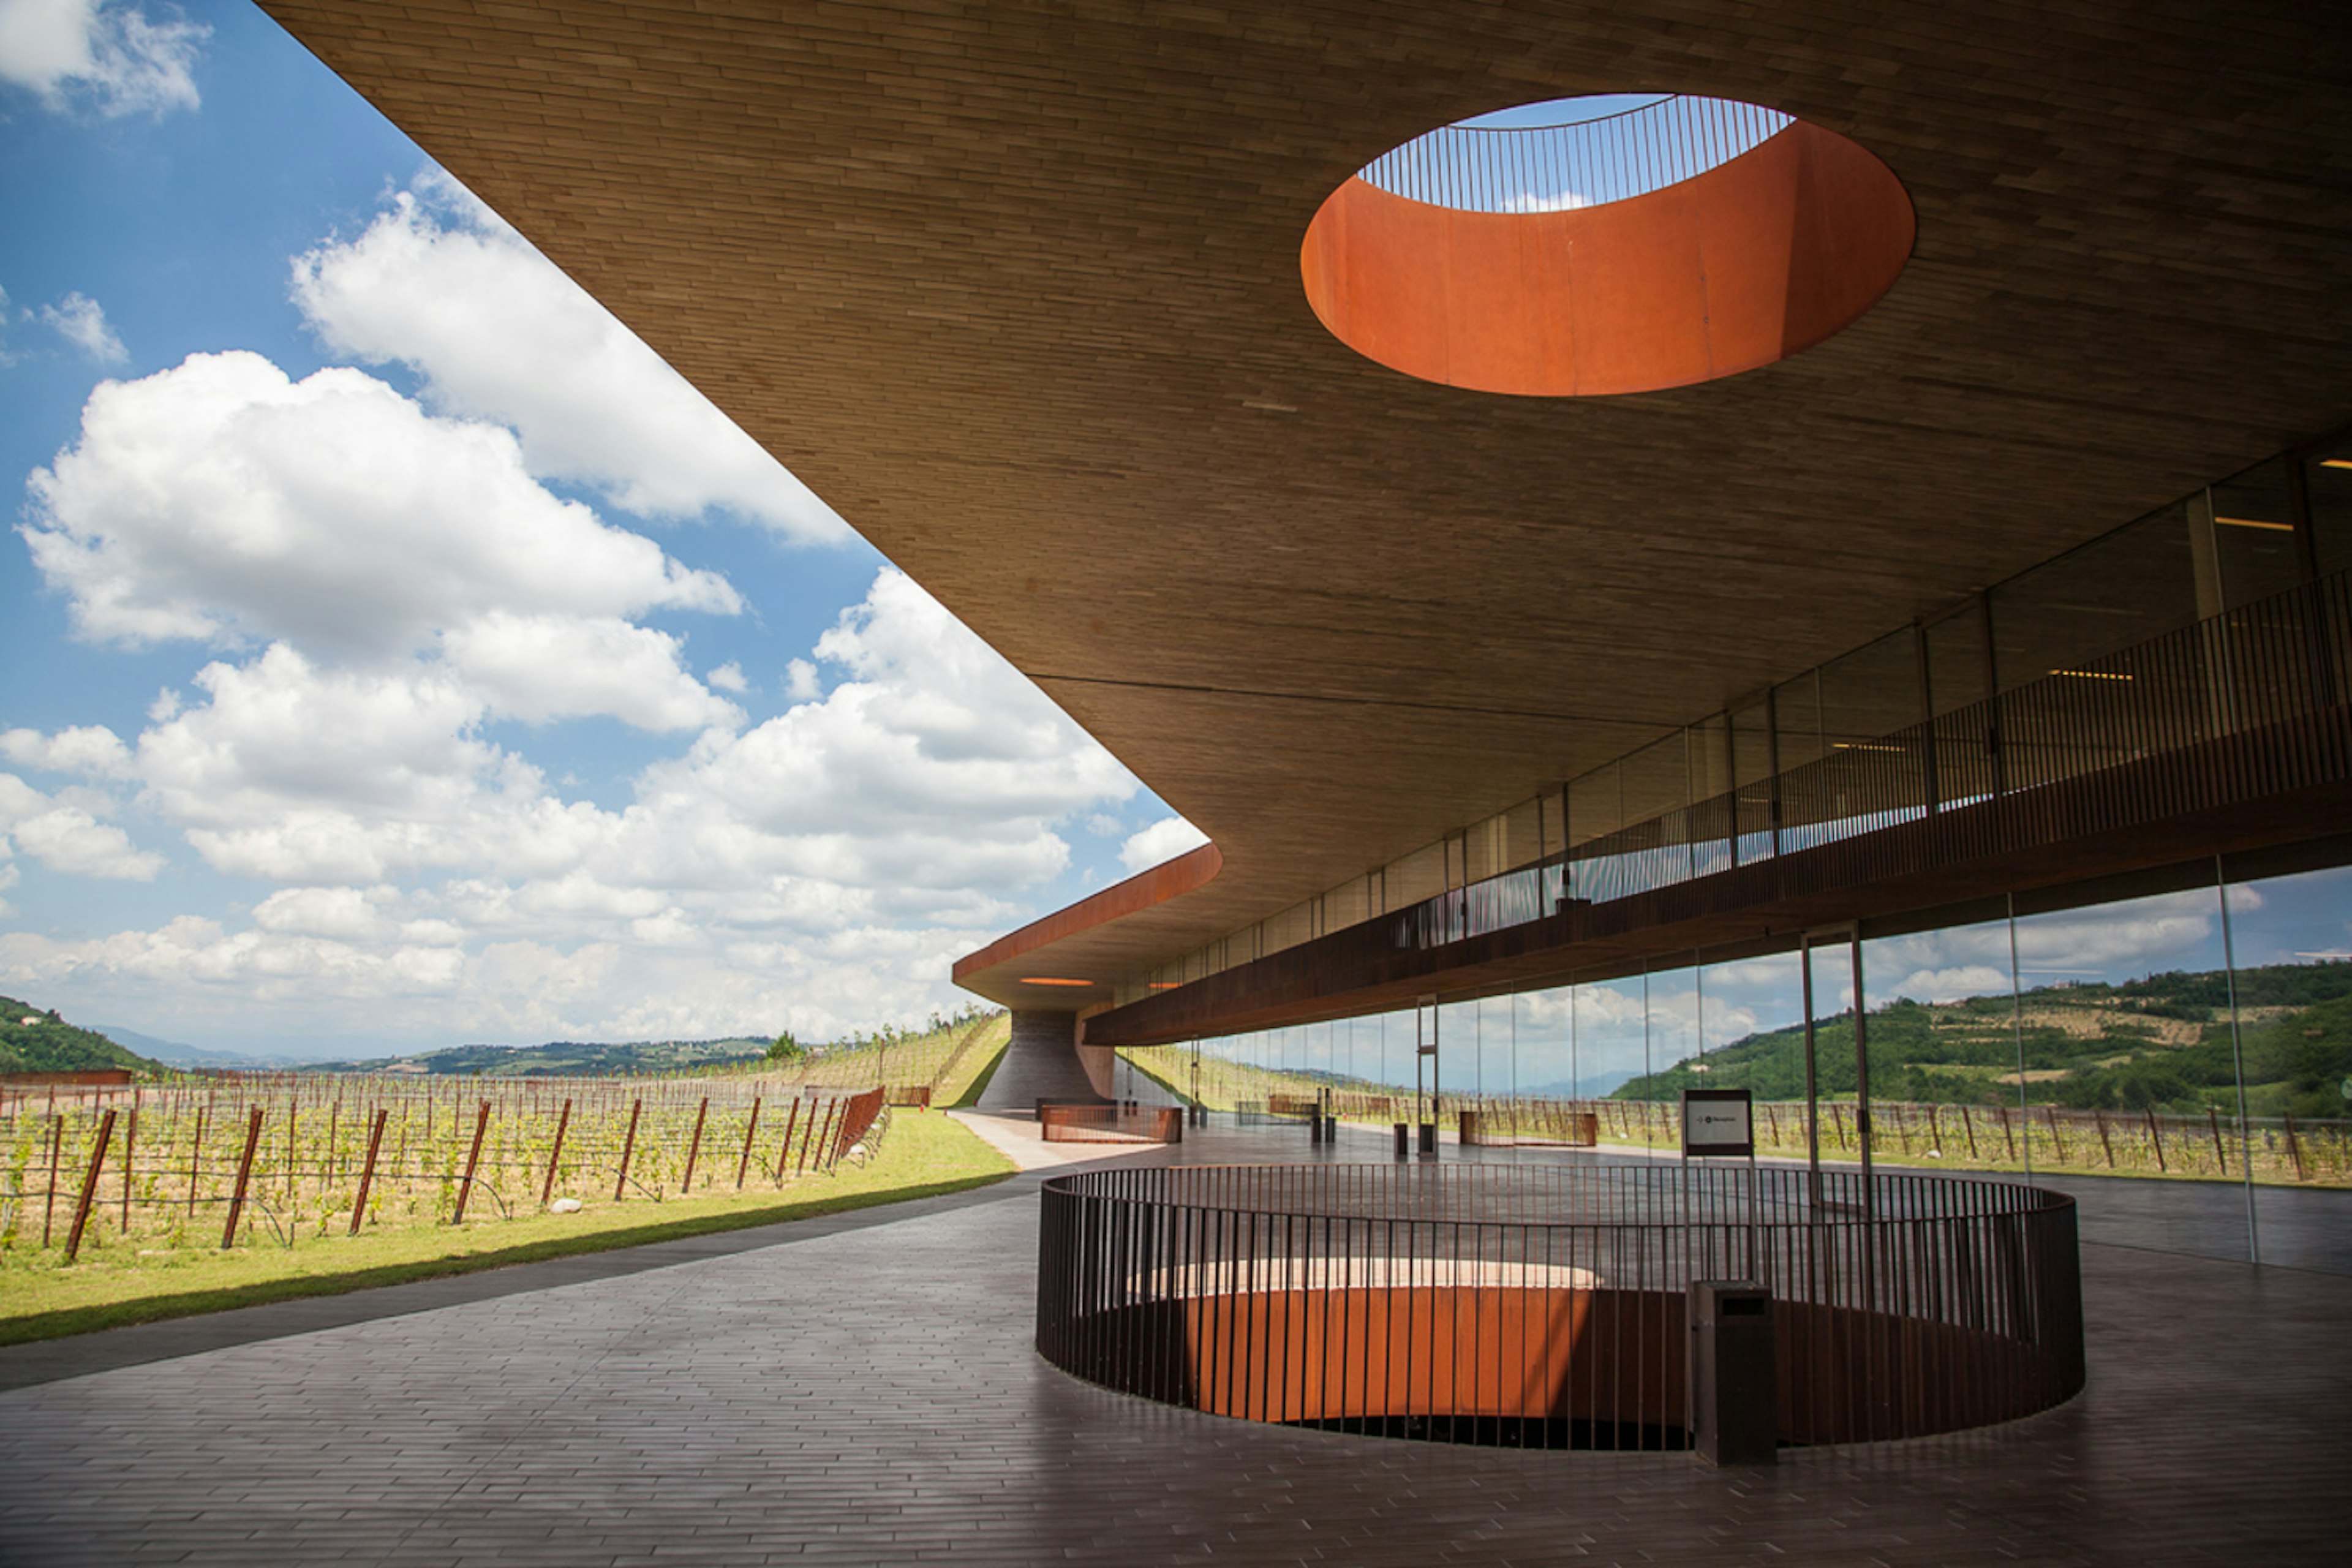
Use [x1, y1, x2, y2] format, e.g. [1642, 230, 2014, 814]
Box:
[1680, 1086, 1772, 1463]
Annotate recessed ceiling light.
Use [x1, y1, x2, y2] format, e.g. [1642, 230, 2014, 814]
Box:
[2321, 459, 2352, 470]
[2051, 668, 2134, 681]
[2214, 515, 2295, 532]
[1020, 976, 1094, 987]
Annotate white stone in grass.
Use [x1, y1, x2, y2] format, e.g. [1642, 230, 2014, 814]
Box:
[549, 1197, 584, 1213]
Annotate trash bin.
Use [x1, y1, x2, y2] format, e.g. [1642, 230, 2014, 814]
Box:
[1417, 1121, 1438, 1158]
[1688, 1280, 1776, 1466]
[1458, 1108, 1481, 1147]
[1393, 1122, 1410, 1161]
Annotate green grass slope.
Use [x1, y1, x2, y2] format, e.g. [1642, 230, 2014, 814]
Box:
[0, 997, 162, 1077]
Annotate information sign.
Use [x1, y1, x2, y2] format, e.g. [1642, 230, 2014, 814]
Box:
[1681, 1088, 1755, 1159]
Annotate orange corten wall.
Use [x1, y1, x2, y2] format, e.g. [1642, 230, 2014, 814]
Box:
[1163, 1287, 2040, 1442]
[1300, 121, 1914, 397]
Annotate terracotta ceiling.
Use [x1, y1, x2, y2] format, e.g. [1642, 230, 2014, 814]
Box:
[259, 1, 2352, 1011]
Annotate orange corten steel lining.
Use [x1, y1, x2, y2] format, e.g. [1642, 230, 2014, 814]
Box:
[950, 842, 1222, 988]
[1300, 121, 1915, 398]
[1170, 1287, 2036, 1441]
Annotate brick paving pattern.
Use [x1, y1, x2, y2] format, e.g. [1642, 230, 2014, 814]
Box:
[1, 1129, 2345, 1566]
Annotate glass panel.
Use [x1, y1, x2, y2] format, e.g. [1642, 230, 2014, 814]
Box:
[1923, 599, 1992, 718]
[1991, 502, 2200, 692]
[1512, 987, 1574, 1100]
[1817, 628, 1922, 747]
[1638, 963, 1701, 1102]
[1385, 840, 1447, 908]
[1575, 978, 1662, 1152]
[1436, 997, 1477, 1104]
[1618, 733, 1689, 827]
[1502, 796, 1544, 872]
[2006, 883, 2247, 1260]
[1774, 668, 1825, 774]
[1857, 918, 2022, 1174]
[2214, 862, 2352, 1276]
[1464, 812, 1509, 883]
[1687, 714, 1732, 803]
[1261, 900, 1312, 955]
[1729, 699, 1776, 862]
[2305, 437, 2352, 577]
[2209, 456, 2307, 609]
[1567, 760, 1623, 848]
[1325, 874, 1370, 930]
[1728, 699, 1772, 787]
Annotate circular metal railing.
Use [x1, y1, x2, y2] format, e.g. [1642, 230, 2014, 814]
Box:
[1359, 94, 1793, 214]
[1037, 1163, 2082, 1449]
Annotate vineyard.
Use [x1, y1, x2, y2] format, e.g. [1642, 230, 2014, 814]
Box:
[0, 1010, 1015, 1270]
[3, 1075, 887, 1264]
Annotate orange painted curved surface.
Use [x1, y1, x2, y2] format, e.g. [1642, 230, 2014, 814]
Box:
[951, 841, 1223, 986]
[1300, 121, 1915, 397]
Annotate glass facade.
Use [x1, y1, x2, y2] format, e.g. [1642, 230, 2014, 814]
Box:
[1113, 426, 2352, 1012]
[1121, 860, 2352, 1270]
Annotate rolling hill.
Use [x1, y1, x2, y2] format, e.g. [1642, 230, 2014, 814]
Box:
[1613, 961, 2352, 1119]
[1, 997, 165, 1077]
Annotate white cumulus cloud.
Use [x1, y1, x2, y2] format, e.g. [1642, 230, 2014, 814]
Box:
[39, 290, 126, 363]
[0, 0, 203, 117]
[24, 350, 739, 657]
[292, 178, 848, 542]
[1119, 813, 1210, 873]
[0, 723, 134, 780]
[0, 771, 162, 880]
[0, 568, 1142, 1047]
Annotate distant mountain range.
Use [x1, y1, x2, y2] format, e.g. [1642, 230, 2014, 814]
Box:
[93, 1025, 314, 1071]
[20, 1016, 776, 1078]
[312, 1037, 775, 1077]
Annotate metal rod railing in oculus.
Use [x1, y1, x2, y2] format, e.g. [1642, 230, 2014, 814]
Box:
[1359, 95, 1793, 214]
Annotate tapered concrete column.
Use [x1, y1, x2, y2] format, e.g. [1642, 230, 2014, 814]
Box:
[976, 1011, 1106, 1113]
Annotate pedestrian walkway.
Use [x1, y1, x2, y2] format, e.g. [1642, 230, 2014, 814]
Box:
[0, 1121, 2342, 1566]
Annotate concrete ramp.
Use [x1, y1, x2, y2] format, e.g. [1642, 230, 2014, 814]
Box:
[977, 1011, 1105, 1113]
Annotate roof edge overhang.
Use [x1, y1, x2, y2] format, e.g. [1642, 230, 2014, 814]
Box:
[953, 842, 1223, 1005]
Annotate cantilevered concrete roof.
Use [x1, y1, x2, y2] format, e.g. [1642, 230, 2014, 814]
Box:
[264, 2, 2352, 1011]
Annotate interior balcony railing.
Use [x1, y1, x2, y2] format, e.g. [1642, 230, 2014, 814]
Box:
[1391, 567, 2350, 953]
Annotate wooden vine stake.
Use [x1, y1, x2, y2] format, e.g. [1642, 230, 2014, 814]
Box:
[774, 1099, 802, 1182]
[541, 1098, 572, 1207]
[41, 1114, 62, 1248]
[222, 1106, 265, 1250]
[187, 1102, 206, 1217]
[735, 1096, 761, 1189]
[680, 1097, 709, 1195]
[451, 1100, 492, 1223]
[349, 1107, 388, 1236]
[120, 1099, 137, 1233]
[63, 1109, 118, 1263]
[811, 1101, 839, 1174]
[613, 1098, 643, 1201]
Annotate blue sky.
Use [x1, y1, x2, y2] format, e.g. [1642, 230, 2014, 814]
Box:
[0, 0, 1196, 1057]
